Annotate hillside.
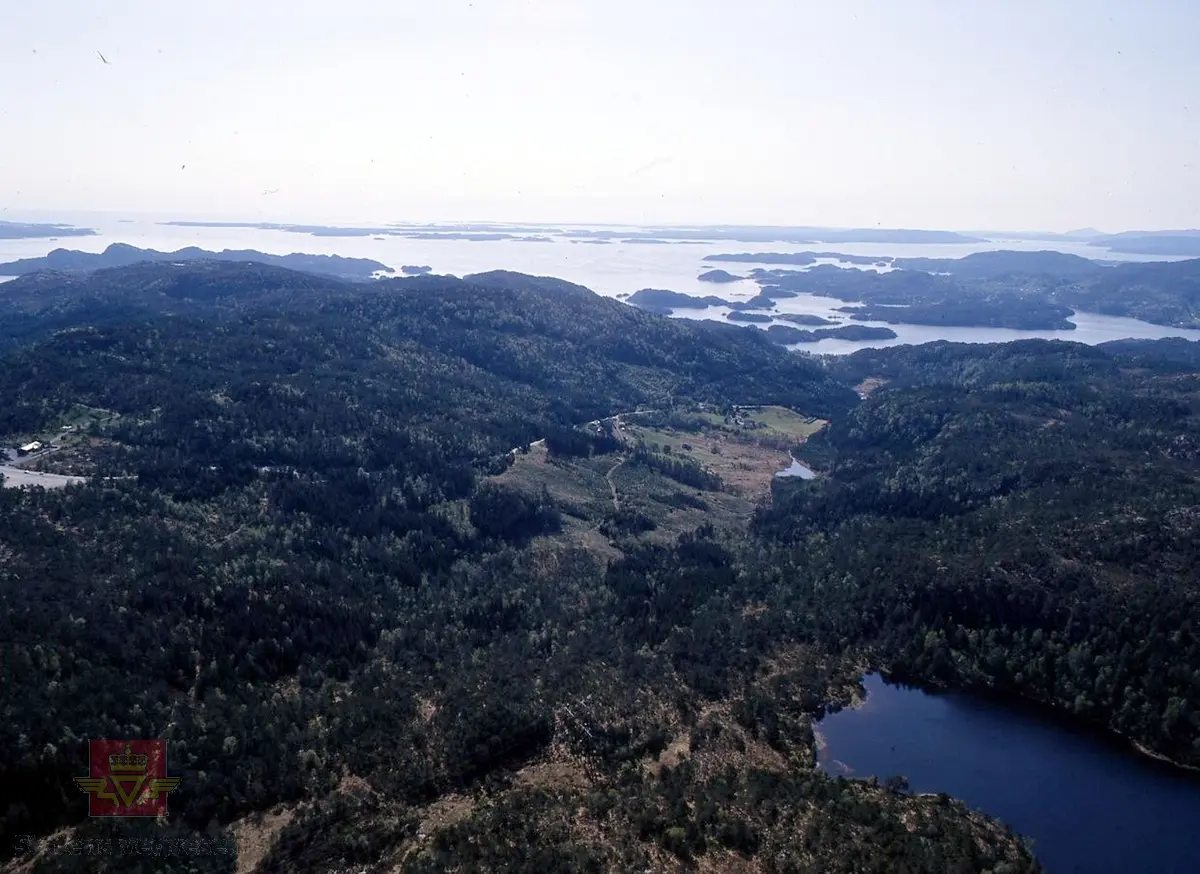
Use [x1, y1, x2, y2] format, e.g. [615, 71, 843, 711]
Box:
[1089, 231, 1200, 257]
[1060, 258, 1200, 327]
[760, 340, 1200, 767]
[0, 264, 1054, 873]
[9, 263, 1200, 872]
[0, 242, 392, 280]
[739, 254, 1200, 330]
[754, 265, 1077, 329]
[891, 249, 1102, 280]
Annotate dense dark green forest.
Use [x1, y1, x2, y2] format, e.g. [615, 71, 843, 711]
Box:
[742, 254, 1200, 329]
[0, 264, 1035, 873]
[760, 340, 1200, 764]
[7, 262, 1198, 872]
[749, 265, 1077, 330]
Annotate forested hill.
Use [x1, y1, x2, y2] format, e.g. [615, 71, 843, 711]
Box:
[0, 262, 857, 423]
[0, 243, 392, 280]
[0, 263, 1050, 873]
[758, 339, 1200, 767]
[1062, 257, 1200, 327]
[0, 261, 358, 352]
[8, 262, 1198, 871]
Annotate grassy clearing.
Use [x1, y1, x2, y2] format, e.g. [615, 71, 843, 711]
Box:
[624, 423, 792, 500]
[736, 405, 828, 440]
[854, 377, 887, 397]
[490, 430, 758, 557]
[59, 403, 120, 431]
[488, 401, 825, 560]
[492, 444, 614, 521]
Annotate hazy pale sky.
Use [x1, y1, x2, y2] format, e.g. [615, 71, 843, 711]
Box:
[2, 0, 1198, 230]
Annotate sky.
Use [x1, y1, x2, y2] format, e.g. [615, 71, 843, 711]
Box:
[1, 0, 1198, 231]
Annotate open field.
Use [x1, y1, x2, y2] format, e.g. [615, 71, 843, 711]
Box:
[489, 402, 828, 561]
[737, 405, 828, 440]
[684, 405, 827, 444]
[622, 423, 792, 500]
[493, 434, 757, 554]
[854, 377, 888, 398]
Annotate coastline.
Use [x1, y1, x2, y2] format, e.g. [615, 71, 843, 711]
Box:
[880, 669, 1200, 778]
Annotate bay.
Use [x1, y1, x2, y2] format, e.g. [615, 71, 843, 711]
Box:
[817, 674, 1200, 874]
[2, 214, 1198, 353]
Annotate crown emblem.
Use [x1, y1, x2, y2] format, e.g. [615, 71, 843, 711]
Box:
[76, 740, 179, 817]
[108, 743, 149, 774]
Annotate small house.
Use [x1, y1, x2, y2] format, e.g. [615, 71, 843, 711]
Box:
[17, 441, 43, 456]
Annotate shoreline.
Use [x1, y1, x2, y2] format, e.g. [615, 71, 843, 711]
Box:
[1129, 739, 1200, 775]
[840, 670, 1200, 778]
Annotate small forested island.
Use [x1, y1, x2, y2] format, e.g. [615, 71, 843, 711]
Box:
[726, 310, 774, 323]
[775, 313, 839, 326]
[626, 287, 732, 309]
[764, 323, 899, 344]
[706, 251, 884, 266]
[841, 299, 1077, 330]
[0, 219, 96, 239]
[826, 324, 900, 340]
[697, 268, 744, 283]
[764, 324, 817, 343]
[10, 261, 1200, 873]
[0, 243, 392, 280]
[401, 264, 433, 275]
[735, 292, 779, 310]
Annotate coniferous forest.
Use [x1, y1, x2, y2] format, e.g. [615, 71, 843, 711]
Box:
[3, 261, 1198, 872]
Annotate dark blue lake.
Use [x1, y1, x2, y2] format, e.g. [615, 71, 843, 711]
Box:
[816, 674, 1200, 874]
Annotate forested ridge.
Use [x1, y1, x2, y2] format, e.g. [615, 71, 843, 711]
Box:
[761, 340, 1200, 765]
[741, 253, 1200, 330]
[8, 263, 1196, 872]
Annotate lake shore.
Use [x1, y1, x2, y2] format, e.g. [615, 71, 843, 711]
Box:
[866, 669, 1200, 778]
[817, 672, 1200, 874]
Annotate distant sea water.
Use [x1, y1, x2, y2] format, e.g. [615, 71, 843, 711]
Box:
[2, 214, 1198, 353]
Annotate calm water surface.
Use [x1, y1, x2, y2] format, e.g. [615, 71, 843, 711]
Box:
[817, 674, 1200, 874]
[3, 215, 1198, 354]
[775, 456, 816, 479]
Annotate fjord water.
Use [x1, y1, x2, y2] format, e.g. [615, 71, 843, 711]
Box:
[5, 215, 1200, 353]
[817, 674, 1200, 874]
